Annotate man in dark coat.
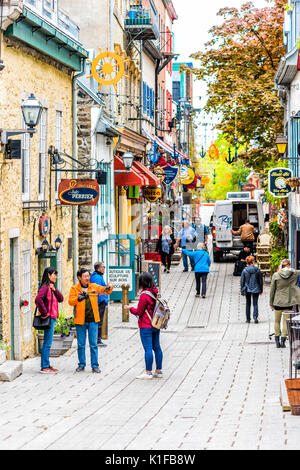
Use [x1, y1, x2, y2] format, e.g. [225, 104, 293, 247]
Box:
[233, 245, 251, 276]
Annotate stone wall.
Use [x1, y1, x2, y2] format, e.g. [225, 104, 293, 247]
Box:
[0, 39, 74, 359]
[77, 87, 94, 270]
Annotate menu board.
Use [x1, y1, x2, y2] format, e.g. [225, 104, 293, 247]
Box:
[143, 261, 162, 293]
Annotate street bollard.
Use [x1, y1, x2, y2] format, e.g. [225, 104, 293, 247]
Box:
[122, 283, 130, 322]
[101, 306, 108, 340]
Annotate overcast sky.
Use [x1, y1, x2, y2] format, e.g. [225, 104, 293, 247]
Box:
[171, 0, 272, 145]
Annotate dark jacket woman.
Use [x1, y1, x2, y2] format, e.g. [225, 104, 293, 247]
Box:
[156, 231, 176, 272]
[240, 259, 263, 323]
[35, 267, 63, 374]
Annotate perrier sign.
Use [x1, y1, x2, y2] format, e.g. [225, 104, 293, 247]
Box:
[268, 167, 292, 198]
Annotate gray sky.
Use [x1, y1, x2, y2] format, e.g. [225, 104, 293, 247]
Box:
[171, 0, 272, 145]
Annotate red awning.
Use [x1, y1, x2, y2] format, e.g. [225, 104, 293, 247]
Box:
[132, 160, 161, 187]
[114, 156, 144, 186]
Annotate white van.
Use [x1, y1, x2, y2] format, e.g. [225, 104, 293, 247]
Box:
[212, 198, 265, 261]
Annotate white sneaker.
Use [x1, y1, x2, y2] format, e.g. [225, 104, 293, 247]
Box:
[153, 371, 163, 378]
[136, 372, 153, 380]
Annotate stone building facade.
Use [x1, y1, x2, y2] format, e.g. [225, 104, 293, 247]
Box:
[0, 0, 87, 360]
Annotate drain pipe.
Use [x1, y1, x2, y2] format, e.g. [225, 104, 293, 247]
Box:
[72, 58, 86, 282]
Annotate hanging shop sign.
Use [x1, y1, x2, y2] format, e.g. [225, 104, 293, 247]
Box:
[163, 165, 178, 185]
[268, 168, 292, 198]
[143, 186, 162, 202]
[58, 179, 100, 206]
[87, 48, 129, 92]
[39, 214, 50, 237]
[153, 166, 166, 183]
[243, 183, 256, 192]
[178, 166, 195, 185]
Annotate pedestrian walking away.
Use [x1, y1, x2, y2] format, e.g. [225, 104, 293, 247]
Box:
[240, 256, 263, 323]
[124, 272, 163, 380]
[68, 268, 113, 373]
[156, 225, 176, 273]
[231, 219, 256, 253]
[270, 259, 300, 348]
[182, 243, 211, 298]
[35, 267, 63, 374]
[174, 221, 197, 272]
[90, 261, 110, 347]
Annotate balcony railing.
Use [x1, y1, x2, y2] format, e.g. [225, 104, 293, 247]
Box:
[125, 6, 159, 41]
[24, 0, 79, 40]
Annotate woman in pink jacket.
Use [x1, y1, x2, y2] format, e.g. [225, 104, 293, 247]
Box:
[35, 267, 63, 374]
[124, 272, 163, 380]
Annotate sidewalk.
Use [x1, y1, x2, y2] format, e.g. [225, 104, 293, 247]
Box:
[0, 257, 299, 450]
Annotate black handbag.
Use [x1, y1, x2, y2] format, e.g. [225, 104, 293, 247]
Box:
[32, 307, 51, 330]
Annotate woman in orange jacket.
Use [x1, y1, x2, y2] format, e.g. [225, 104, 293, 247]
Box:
[69, 268, 113, 373]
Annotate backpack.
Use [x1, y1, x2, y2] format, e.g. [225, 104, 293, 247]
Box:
[143, 291, 171, 330]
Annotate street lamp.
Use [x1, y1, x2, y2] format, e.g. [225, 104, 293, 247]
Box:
[122, 150, 135, 170]
[276, 134, 288, 156]
[21, 93, 43, 130]
[1, 93, 42, 144]
[54, 236, 62, 250]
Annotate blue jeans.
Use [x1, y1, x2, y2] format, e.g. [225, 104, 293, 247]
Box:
[182, 248, 195, 271]
[246, 293, 259, 321]
[140, 328, 163, 371]
[76, 322, 99, 369]
[41, 318, 56, 369]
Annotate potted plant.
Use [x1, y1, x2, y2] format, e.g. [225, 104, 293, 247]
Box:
[37, 311, 75, 356]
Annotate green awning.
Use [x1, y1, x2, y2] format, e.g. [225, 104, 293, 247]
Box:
[5, 7, 88, 71]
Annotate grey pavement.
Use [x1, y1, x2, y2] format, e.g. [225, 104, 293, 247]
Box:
[0, 252, 299, 450]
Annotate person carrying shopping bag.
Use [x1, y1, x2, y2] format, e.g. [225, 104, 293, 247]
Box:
[240, 256, 263, 324]
[270, 259, 300, 348]
[35, 267, 63, 374]
[124, 272, 163, 380]
[156, 225, 176, 273]
[182, 243, 211, 298]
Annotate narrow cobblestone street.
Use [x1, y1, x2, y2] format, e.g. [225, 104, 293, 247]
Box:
[0, 255, 299, 451]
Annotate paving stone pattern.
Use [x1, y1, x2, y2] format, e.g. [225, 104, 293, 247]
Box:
[0, 254, 299, 450]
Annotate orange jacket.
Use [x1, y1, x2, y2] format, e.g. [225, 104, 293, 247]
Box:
[68, 282, 113, 325]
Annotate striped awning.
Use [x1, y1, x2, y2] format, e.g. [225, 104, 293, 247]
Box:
[142, 128, 189, 162]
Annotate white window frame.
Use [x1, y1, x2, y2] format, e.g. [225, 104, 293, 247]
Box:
[21, 117, 31, 201]
[22, 248, 32, 343]
[38, 108, 47, 200]
[54, 109, 62, 199]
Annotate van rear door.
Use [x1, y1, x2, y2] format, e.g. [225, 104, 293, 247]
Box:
[214, 202, 233, 245]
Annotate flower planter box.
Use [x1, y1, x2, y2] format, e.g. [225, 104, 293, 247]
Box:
[61, 331, 75, 354]
[285, 379, 300, 415]
[38, 333, 65, 357]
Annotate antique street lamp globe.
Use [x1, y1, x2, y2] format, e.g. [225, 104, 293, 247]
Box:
[55, 236, 62, 250]
[276, 134, 288, 156]
[21, 93, 43, 130]
[122, 150, 134, 170]
[41, 239, 49, 252]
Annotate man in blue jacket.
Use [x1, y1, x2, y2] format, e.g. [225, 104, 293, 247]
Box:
[90, 261, 109, 347]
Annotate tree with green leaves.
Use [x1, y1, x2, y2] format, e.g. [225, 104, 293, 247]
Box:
[190, 0, 285, 170]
